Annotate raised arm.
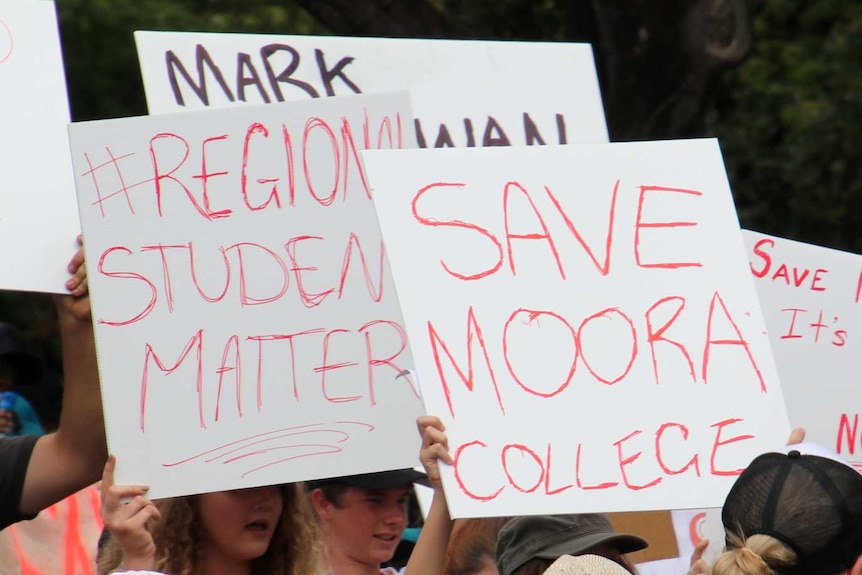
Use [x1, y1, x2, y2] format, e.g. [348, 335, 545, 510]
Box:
[19, 236, 106, 515]
[405, 415, 455, 575]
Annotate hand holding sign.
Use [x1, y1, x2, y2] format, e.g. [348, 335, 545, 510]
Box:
[100, 456, 161, 572]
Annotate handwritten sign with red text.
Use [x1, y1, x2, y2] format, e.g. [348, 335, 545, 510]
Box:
[744, 231, 862, 472]
[363, 140, 791, 517]
[0, 0, 79, 293]
[134, 32, 608, 147]
[68, 93, 423, 498]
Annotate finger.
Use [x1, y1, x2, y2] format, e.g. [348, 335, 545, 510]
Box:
[122, 494, 154, 517]
[66, 256, 88, 292]
[423, 443, 454, 466]
[67, 245, 85, 275]
[102, 485, 151, 520]
[423, 426, 449, 451]
[101, 457, 150, 509]
[690, 559, 709, 575]
[416, 414, 444, 434]
[71, 275, 88, 297]
[123, 503, 161, 533]
[787, 427, 805, 446]
[101, 456, 117, 491]
[107, 484, 151, 502]
[691, 538, 709, 563]
[106, 494, 148, 528]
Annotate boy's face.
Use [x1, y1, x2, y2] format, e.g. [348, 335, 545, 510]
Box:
[318, 485, 412, 568]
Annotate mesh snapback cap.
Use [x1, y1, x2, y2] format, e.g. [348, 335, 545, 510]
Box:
[722, 448, 862, 575]
[495, 513, 647, 575]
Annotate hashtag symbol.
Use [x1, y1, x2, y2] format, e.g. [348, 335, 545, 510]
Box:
[81, 147, 155, 218]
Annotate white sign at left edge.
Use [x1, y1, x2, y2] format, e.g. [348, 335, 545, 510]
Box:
[0, 0, 79, 293]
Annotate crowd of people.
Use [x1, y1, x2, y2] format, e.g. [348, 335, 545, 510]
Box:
[1, 242, 860, 575]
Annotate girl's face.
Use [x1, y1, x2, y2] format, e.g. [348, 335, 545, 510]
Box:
[197, 485, 284, 565]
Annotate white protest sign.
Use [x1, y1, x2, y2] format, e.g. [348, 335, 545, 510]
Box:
[363, 139, 791, 517]
[134, 32, 608, 147]
[0, 0, 79, 293]
[68, 93, 423, 498]
[744, 231, 862, 471]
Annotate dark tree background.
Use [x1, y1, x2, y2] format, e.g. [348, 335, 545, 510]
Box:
[2, 0, 859, 395]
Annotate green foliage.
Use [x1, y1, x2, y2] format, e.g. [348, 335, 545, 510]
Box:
[437, 0, 565, 40]
[55, 0, 326, 120]
[0, 292, 60, 373]
[707, 0, 862, 252]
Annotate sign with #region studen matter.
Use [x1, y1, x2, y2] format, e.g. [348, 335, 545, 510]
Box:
[68, 93, 423, 498]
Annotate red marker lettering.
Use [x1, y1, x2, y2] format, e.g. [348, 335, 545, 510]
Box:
[544, 443, 574, 495]
[242, 123, 282, 211]
[749, 238, 773, 278]
[836, 413, 858, 455]
[359, 319, 411, 406]
[340, 116, 371, 200]
[315, 328, 360, 403]
[810, 268, 828, 292]
[338, 232, 385, 303]
[214, 334, 243, 419]
[140, 329, 205, 432]
[780, 307, 806, 340]
[614, 429, 662, 490]
[709, 418, 754, 476]
[503, 308, 577, 398]
[192, 134, 233, 217]
[645, 296, 697, 385]
[97, 246, 158, 327]
[303, 117, 339, 206]
[284, 235, 335, 308]
[454, 440, 505, 501]
[140, 243, 188, 314]
[412, 182, 503, 280]
[634, 185, 704, 269]
[249, 330, 324, 402]
[503, 181, 565, 279]
[544, 180, 618, 276]
[703, 291, 766, 392]
[575, 443, 619, 490]
[577, 308, 638, 385]
[225, 242, 290, 307]
[501, 444, 544, 493]
[655, 422, 701, 476]
[428, 307, 506, 418]
[150, 132, 225, 220]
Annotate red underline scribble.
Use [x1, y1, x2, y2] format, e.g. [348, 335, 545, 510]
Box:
[162, 421, 375, 479]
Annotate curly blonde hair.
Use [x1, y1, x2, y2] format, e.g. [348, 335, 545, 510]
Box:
[712, 531, 798, 575]
[98, 483, 319, 575]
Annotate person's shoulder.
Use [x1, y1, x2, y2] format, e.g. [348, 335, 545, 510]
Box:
[0, 433, 39, 454]
[380, 568, 405, 575]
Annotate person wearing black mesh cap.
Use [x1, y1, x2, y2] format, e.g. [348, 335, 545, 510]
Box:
[714, 443, 862, 575]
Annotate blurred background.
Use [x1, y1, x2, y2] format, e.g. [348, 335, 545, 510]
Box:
[1, 0, 859, 422]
